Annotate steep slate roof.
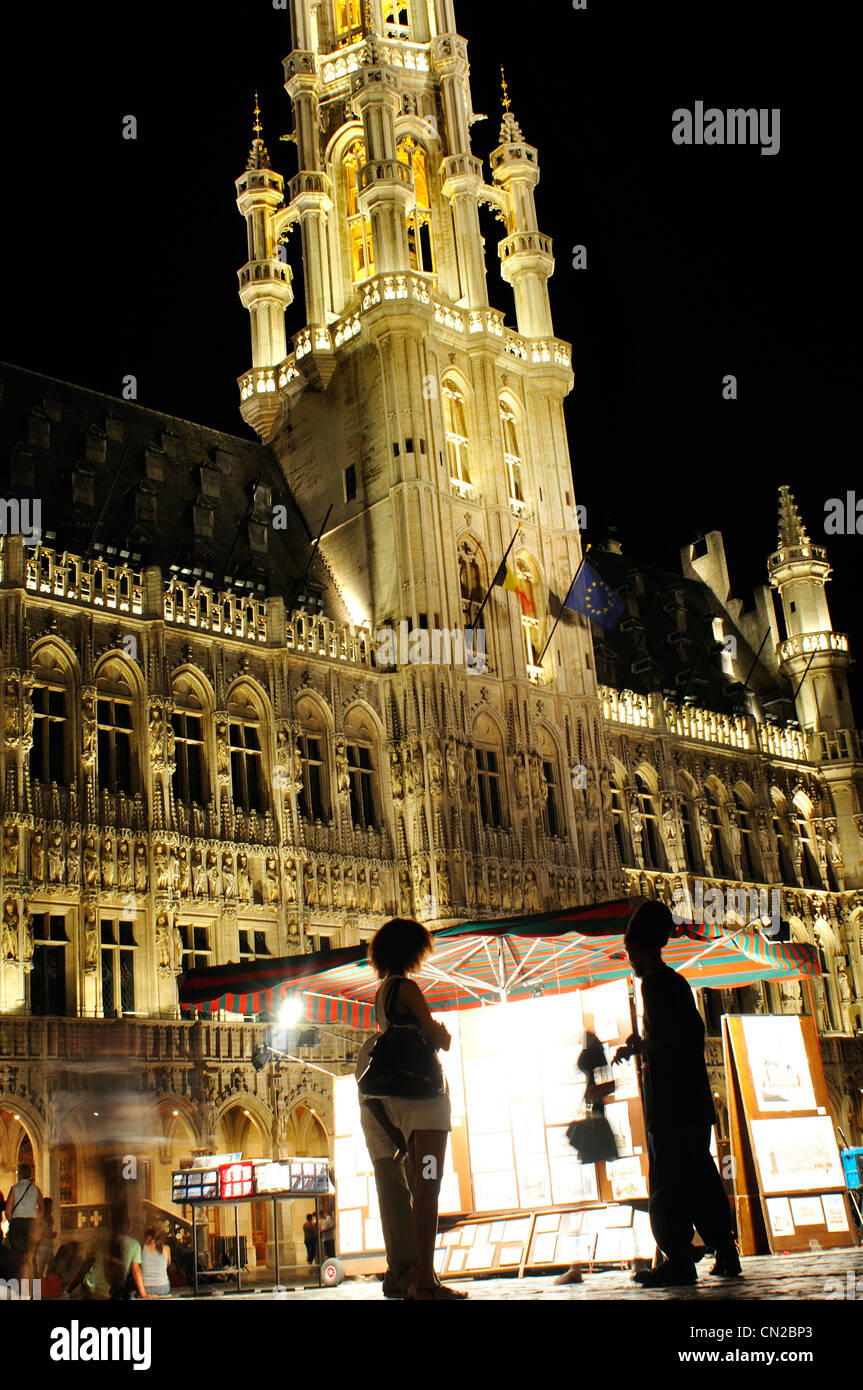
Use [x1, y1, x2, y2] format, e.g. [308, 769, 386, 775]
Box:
[587, 544, 793, 715]
[0, 363, 345, 618]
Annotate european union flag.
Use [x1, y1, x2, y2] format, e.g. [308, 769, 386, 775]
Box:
[565, 560, 625, 629]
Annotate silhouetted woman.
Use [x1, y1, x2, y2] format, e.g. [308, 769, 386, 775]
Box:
[369, 917, 467, 1301]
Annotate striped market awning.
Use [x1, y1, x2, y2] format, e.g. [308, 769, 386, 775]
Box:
[178, 897, 820, 1031]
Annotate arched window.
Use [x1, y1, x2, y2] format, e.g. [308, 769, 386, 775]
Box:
[514, 554, 543, 674]
[635, 773, 664, 870]
[96, 660, 138, 795]
[398, 137, 434, 272]
[734, 790, 761, 882]
[707, 787, 734, 878]
[344, 708, 380, 829]
[610, 771, 631, 866]
[172, 675, 209, 808]
[296, 698, 330, 823]
[796, 813, 822, 888]
[344, 141, 374, 281]
[537, 728, 563, 839]
[678, 774, 702, 873]
[473, 713, 506, 829]
[228, 686, 268, 814]
[29, 647, 72, 788]
[770, 792, 797, 883]
[499, 401, 524, 503]
[383, 0, 412, 38]
[443, 382, 471, 489]
[335, 0, 363, 45]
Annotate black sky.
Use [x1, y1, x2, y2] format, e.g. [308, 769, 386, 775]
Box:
[2, 1, 860, 694]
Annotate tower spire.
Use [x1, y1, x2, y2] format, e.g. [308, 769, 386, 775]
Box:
[246, 90, 271, 171]
[498, 64, 523, 142]
[777, 484, 811, 550]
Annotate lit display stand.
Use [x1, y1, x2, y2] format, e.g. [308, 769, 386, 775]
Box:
[723, 1015, 856, 1254]
[334, 979, 656, 1277]
[172, 1157, 333, 1295]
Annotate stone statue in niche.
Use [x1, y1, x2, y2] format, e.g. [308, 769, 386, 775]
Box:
[30, 832, 45, 882]
[436, 859, 450, 912]
[370, 867, 384, 914]
[156, 912, 172, 972]
[398, 868, 413, 916]
[303, 861, 317, 907]
[426, 735, 444, 791]
[446, 741, 459, 793]
[329, 864, 343, 909]
[22, 910, 34, 968]
[488, 866, 500, 910]
[237, 852, 251, 901]
[168, 846, 179, 892]
[344, 864, 357, 911]
[47, 832, 65, 884]
[191, 848, 205, 898]
[154, 843, 171, 892]
[524, 869, 539, 913]
[2, 897, 19, 962]
[514, 754, 530, 807]
[100, 834, 115, 889]
[134, 842, 148, 891]
[265, 855, 280, 905]
[206, 849, 220, 898]
[4, 681, 18, 739]
[357, 867, 370, 912]
[335, 739, 351, 794]
[216, 722, 230, 777]
[222, 851, 235, 899]
[390, 747, 403, 800]
[500, 866, 512, 911]
[317, 864, 330, 908]
[117, 839, 132, 889]
[83, 905, 99, 973]
[3, 826, 19, 877]
[473, 868, 487, 908]
[529, 752, 545, 803]
[66, 833, 81, 888]
[177, 846, 190, 895]
[285, 859, 298, 904]
[511, 873, 523, 912]
[418, 860, 432, 914]
[173, 923, 184, 972]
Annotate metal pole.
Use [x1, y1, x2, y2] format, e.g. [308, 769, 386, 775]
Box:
[470, 527, 520, 634]
[234, 1203, 241, 1295]
[315, 1195, 322, 1288]
[535, 554, 587, 668]
[192, 1206, 199, 1297]
[273, 1196, 279, 1288]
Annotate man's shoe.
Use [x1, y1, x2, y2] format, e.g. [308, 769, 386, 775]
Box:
[633, 1260, 697, 1288]
[709, 1246, 742, 1278]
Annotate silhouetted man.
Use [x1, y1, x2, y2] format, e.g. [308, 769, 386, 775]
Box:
[614, 901, 740, 1287]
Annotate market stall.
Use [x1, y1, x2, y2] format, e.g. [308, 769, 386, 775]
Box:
[180, 899, 833, 1274]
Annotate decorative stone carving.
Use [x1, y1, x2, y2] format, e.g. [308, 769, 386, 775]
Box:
[100, 834, 114, 889]
[155, 843, 172, 892]
[418, 859, 432, 914]
[436, 859, 450, 912]
[500, 865, 512, 911]
[4, 679, 19, 741]
[344, 863, 357, 910]
[398, 868, 413, 916]
[222, 851, 235, 898]
[285, 859, 298, 904]
[172, 923, 184, 974]
[81, 690, 97, 767]
[529, 752, 545, 804]
[317, 864, 330, 908]
[304, 862, 317, 907]
[156, 912, 172, 973]
[488, 866, 500, 910]
[177, 846, 190, 895]
[117, 839, 132, 889]
[216, 721, 231, 777]
[357, 866, 370, 912]
[446, 741, 459, 794]
[524, 869, 539, 913]
[191, 848, 205, 897]
[514, 753, 530, 807]
[335, 739, 350, 794]
[390, 747, 403, 800]
[134, 843, 148, 891]
[427, 735, 444, 792]
[511, 873, 523, 912]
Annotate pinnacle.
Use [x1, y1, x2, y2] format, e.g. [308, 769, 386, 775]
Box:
[777, 484, 811, 550]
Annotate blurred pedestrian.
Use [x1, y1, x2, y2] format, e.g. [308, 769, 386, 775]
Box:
[33, 1195, 56, 1278]
[4, 1162, 43, 1264]
[302, 1213, 317, 1264]
[614, 900, 741, 1287]
[140, 1227, 172, 1297]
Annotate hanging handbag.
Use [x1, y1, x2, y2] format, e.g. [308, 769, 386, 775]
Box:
[565, 1105, 619, 1166]
[358, 978, 446, 1100]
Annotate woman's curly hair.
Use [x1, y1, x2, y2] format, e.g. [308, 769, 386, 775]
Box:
[369, 917, 435, 979]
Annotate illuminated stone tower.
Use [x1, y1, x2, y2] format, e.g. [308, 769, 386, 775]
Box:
[234, 0, 622, 914]
[769, 485, 863, 886]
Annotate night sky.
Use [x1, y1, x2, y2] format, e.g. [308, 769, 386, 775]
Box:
[2, 1, 859, 692]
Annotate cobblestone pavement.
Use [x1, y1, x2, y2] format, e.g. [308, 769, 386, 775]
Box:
[190, 1247, 862, 1301]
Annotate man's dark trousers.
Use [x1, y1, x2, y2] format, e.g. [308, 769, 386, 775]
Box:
[647, 1124, 734, 1261]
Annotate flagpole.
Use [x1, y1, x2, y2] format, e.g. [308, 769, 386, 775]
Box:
[471, 526, 521, 634]
[535, 549, 589, 668]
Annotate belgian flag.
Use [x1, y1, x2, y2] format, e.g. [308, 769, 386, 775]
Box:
[492, 557, 536, 618]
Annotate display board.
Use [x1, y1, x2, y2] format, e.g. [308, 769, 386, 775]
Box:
[334, 978, 651, 1270]
[723, 1014, 855, 1254]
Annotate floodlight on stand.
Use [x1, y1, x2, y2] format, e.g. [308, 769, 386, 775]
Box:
[252, 1041, 272, 1073]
